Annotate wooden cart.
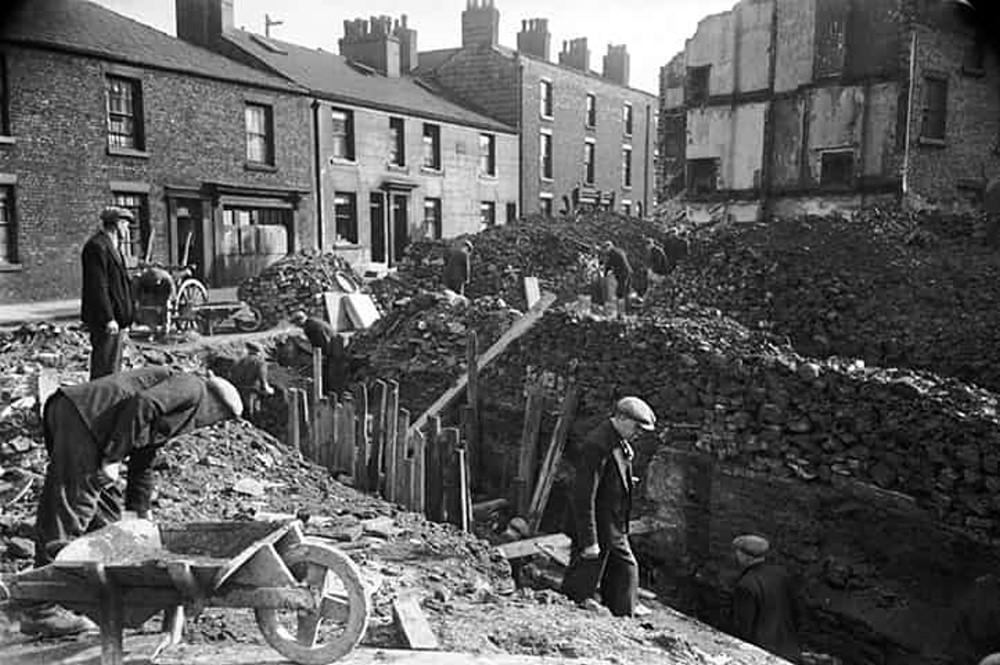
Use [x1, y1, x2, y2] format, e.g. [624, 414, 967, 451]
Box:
[0, 519, 370, 665]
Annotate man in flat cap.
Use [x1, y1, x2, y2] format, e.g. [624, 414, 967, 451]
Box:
[443, 238, 473, 296]
[290, 310, 349, 393]
[600, 240, 633, 316]
[229, 341, 274, 418]
[730, 534, 801, 662]
[81, 206, 135, 379]
[17, 367, 243, 637]
[562, 396, 656, 617]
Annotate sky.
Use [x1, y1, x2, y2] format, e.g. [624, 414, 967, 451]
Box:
[89, 0, 738, 93]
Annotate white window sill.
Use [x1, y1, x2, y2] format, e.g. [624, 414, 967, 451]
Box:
[918, 136, 946, 147]
[540, 114, 553, 122]
[387, 163, 408, 172]
[332, 242, 362, 250]
[0, 136, 15, 146]
[107, 146, 150, 159]
[479, 173, 498, 181]
[329, 157, 357, 165]
[0, 262, 23, 272]
[421, 166, 443, 175]
[244, 161, 278, 173]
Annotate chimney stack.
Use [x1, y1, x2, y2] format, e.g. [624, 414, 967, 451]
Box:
[603, 43, 630, 86]
[462, 0, 500, 48]
[393, 14, 418, 74]
[516, 17, 551, 60]
[558, 37, 589, 71]
[175, 0, 234, 48]
[339, 15, 401, 77]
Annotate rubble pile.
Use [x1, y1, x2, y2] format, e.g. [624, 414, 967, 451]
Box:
[485, 305, 1000, 539]
[394, 213, 672, 310]
[651, 204, 1000, 392]
[237, 252, 365, 327]
[348, 292, 521, 412]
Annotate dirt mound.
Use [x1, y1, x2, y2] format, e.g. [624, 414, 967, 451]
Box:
[651, 204, 1000, 392]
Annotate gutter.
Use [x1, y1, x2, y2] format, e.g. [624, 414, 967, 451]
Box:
[902, 29, 918, 196]
[312, 99, 324, 251]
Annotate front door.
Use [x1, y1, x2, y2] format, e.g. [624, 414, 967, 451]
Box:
[370, 192, 387, 265]
[391, 194, 409, 267]
[169, 198, 205, 280]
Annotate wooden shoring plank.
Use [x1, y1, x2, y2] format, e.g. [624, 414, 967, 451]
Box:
[311, 347, 324, 406]
[353, 384, 370, 492]
[384, 380, 400, 501]
[409, 292, 556, 434]
[527, 385, 580, 533]
[339, 393, 356, 476]
[425, 416, 443, 522]
[440, 428, 460, 526]
[516, 389, 546, 516]
[392, 594, 439, 650]
[465, 330, 480, 481]
[394, 408, 411, 507]
[369, 380, 388, 494]
[456, 448, 470, 533]
[315, 396, 335, 471]
[287, 388, 301, 455]
[411, 429, 426, 515]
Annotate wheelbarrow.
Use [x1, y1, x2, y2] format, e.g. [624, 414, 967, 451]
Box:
[0, 518, 370, 665]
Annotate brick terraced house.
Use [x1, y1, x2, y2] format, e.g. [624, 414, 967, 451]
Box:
[175, 0, 519, 271]
[417, 0, 658, 219]
[0, 0, 316, 302]
[659, 0, 1000, 220]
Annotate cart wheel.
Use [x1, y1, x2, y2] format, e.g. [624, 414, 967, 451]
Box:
[175, 279, 208, 331]
[255, 539, 369, 665]
[234, 306, 264, 333]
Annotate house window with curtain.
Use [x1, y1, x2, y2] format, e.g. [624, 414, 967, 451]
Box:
[334, 192, 358, 244]
[540, 131, 553, 180]
[106, 75, 144, 150]
[245, 103, 274, 165]
[422, 123, 441, 170]
[622, 146, 632, 188]
[423, 197, 442, 239]
[389, 117, 405, 166]
[479, 133, 496, 176]
[586, 93, 596, 128]
[331, 108, 355, 160]
[584, 139, 596, 185]
[0, 186, 17, 264]
[540, 79, 553, 118]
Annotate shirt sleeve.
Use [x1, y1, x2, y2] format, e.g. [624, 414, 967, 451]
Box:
[124, 445, 157, 515]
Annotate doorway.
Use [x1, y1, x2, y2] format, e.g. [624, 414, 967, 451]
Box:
[170, 198, 205, 280]
[370, 192, 387, 265]
[391, 194, 409, 267]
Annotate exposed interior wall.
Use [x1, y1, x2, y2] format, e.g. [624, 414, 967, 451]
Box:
[686, 103, 766, 191]
[773, 0, 815, 93]
[686, 11, 736, 97]
[736, 0, 775, 93]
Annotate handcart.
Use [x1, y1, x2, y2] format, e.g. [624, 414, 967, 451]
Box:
[0, 519, 370, 665]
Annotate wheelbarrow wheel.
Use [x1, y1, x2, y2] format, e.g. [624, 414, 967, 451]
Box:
[234, 305, 264, 333]
[175, 279, 208, 331]
[255, 539, 369, 665]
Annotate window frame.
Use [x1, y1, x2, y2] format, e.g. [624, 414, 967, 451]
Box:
[479, 201, 496, 228]
[584, 138, 596, 186]
[686, 65, 711, 105]
[585, 93, 596, 128]
[244, 102, 275, 166]
[962, 36, 986, 77]
[422, 123, 442, 171]
[389, 116, 406, 167]
[105, 74, 145, 152]
[919, 73, 948, 144]
[540, 130, 553, 181]
[423, 197, 442, 239]
[622, 145, 633, 188]
[331, 107, 356, 161]
[479, 133, 496, 176]
[539, 193, 554, 217]
[687, 158, 719, 195]
[540, 79, 554, 119]
[111, 191, 150, 261]
[0, 53, 9, 137]
[819, 149, 855, 188]
[0, 184, 18, 265]
[333, 191, 359, 245]
[623, 102, 634, 136]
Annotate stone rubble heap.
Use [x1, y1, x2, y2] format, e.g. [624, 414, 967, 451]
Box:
[484, 305, 1000, 540]
[651, 204, 1000, 393]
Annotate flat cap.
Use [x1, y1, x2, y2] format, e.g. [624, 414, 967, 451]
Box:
[732, 534, 770, 557]
[615, 396, 656, 431]
[100, 206, 134, 224]
[207, 376, 243, 418]
[289, 310, 308, 324]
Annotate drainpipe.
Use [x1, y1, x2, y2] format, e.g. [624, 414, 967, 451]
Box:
[644, 103, 651, 215]
[312, 99, 325, 251]
[516, 58, 525, 219]
[902, 29, 917, 197]
[759, 0, 779, 220]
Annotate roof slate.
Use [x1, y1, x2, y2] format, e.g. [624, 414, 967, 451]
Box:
[224, 31, 514, 133]
[0, 0, 302, 92]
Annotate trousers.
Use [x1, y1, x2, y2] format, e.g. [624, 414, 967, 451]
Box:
[561, 516, 638, 617]
[88, 329, 125, 380]
[34, 394, 121, 566]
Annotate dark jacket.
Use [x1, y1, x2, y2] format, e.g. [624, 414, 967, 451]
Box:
[572, 419, 633, 550]
[52, 367, 231, 513]
[81, 230, 134, 330]
[648, 244, 669, 275]
[230, 354, 269, 396]
[604, 246, 633, 284]
[946, 574, 1000, 664]
[302, 317, 338, 352]
[443, 247, 471, 292]
[732, 561, 801, 661]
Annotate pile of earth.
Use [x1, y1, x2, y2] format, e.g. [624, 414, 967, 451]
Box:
[650, 203, 1000, 393]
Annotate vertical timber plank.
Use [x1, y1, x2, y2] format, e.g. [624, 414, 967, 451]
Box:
[516, 389, 545, 516]
[411, 429, 426, 514]
[288, 388, 301, 455]
[395, 408, 411, 507]
[369, 380, 388, 494]
[384, 380, 400, 501]
[353, 384, 370, 492]
[340, 393, 356, 477]
[426, 416, 443, 522]
[441, 427, 459, 526]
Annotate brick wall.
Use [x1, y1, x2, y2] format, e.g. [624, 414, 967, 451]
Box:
[0, 45, 314, 303]
[314, 99, 518, 267]
[432, 46, 521, 129]
[906, 25, 1000, 206]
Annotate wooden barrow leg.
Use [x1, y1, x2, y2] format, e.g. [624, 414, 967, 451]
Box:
[85, 562, 124, 665]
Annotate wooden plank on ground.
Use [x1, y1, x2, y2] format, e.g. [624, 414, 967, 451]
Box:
[496, 518, 663, 560]
[368, 380, 388, 494]
[353, 384, 370, 492]
[394, 408, 411, 506]
[425, 416, 443, 522]
[384, 381, 400, 501]
[409, 291, 556, 434]
[515, 389, 545, 516]
[527, 386, 580, 533]
[411, 429, 426, 514]
[392, 594, 440, 650]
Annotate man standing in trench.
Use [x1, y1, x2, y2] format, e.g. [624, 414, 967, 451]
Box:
[17, 366, 243, 637]
[561, 396, 656, 617]
[730, 534, 801, 662]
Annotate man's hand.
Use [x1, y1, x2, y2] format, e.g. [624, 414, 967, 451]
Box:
[106, 320, 120, 335]
[580, 544, 600, 560]
[98, 461, 121, 484]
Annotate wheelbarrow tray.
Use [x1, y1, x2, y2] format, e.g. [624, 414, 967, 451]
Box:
[4, 520, 311, 630]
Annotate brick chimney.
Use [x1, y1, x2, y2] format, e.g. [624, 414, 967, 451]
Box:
[516, 18, 550, 60]
[175, 0, 234, 48]
[393, 14, 418, 74]
[558, 37, 589, 71]
[462, 0, 500, 48]
[603, 43, 630, 86]
[339, 16, 401, 77]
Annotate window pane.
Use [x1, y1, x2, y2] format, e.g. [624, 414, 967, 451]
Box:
[334, 192, 358, 244]
[332, 109, 353, 159]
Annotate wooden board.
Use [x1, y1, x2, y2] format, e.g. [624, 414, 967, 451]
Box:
[384, 381, 400, 502]
[392, 595, 440, 650]
[411, 430, 426, 515]
[496, 518, 663, 560]
[287, 389, 302, 454]
[353, 384, 370, 491]
[523, 276, 541, 309]
[323, 291, 353, 332]
[337, 394, 356, 474]
[395, 408, 411, 507]
[527, 386, 580, 533]
[410, 292, 556, 434]
[515, 389, 545, 516]
[424, 417, 443, 522]
[343, 293, 381, 329]
[369, 381, 388, 493]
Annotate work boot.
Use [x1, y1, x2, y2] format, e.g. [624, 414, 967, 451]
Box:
[19, 604, 98, 638]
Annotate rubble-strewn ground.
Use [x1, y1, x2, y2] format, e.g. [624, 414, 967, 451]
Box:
[0, 323, 781, 665]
